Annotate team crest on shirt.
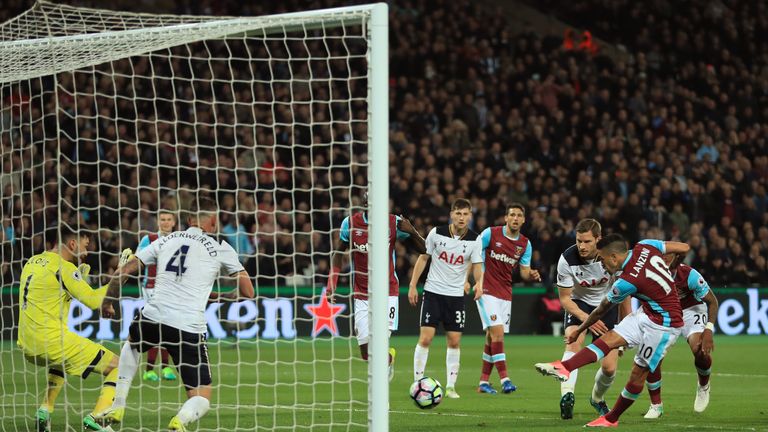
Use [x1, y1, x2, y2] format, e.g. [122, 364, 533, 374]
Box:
[515, 246, 523, 255]
[490, 314, 497, 321]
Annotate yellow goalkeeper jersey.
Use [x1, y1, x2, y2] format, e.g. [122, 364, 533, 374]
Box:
[17, 251, 107, 350]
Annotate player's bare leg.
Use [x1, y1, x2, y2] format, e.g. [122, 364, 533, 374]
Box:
[688, 333, 712, 412]
[536, 330, 627, 381]
[477, 331, 497, 394]
[587, 363, 649, 427]
[559, 327, 585, 419]
[445, 331, 462, 398]
[414, 326, 435, 381]
[169, 385, 212, 431]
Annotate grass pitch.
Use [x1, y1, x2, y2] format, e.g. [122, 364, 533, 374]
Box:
[1, 335, 766, 431]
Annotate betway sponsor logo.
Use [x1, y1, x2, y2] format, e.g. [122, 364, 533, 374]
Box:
[490, 249, 517, 265]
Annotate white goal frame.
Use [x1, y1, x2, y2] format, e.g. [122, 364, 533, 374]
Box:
[0, 2, 389, 431]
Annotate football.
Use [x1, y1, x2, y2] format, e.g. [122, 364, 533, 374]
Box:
[409, 376, 444, 409]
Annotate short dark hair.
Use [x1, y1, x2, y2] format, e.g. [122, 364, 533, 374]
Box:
[451, 198, 472, 211]
[596, 233, 628, 254]
[576, 218, 602, 237]
[59, 224, 90, 244]
[189, 197, 218, 220]
[507, 202, 526, 215]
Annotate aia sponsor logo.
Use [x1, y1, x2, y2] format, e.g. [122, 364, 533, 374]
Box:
[578, 277, 609, 287]
[438, 251, 465, 265]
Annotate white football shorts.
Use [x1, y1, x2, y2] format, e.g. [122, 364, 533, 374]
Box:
[475, 294, 512, 333]
[353, 296, 398, 346]
[613, 309, 681, 372]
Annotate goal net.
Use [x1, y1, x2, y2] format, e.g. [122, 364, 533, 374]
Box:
[0, 1, 389, 431]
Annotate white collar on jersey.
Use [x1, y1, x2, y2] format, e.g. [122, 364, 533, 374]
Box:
[187, 226, 204, 234]
[502, 225, 520, 241]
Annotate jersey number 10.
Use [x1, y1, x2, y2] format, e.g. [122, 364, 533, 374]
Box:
[644, 255, 674, 295]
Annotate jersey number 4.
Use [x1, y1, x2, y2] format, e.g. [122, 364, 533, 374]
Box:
[165, 245, 190, 276]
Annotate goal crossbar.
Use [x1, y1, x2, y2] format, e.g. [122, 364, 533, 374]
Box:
[0, 3, 373, 84]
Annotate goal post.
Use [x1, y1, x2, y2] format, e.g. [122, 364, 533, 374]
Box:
[0, 1, 389, 431]
[367, 4, 389, 432]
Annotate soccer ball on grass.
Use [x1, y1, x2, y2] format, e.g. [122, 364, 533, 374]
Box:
[409, 376, 443, 409]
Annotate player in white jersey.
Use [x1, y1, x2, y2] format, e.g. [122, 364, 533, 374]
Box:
[136, 209, 178, 382]
[555, 219, 631, 420]
[408, 199, 484, 399]
[97, 197, 255, 432]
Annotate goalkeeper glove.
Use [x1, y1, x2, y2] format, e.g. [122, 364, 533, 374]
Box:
[77, 263, 91, 279]
[118, 248, 134, 268]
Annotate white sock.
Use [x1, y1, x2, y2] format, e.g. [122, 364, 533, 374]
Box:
[560, 351, 578, 396]
[446, 348, 460, 388]
[413, 344, 429, 381]
[176, 395, 210, 424]
[592, 368, 616, 401]
[113, 343, 140, 409]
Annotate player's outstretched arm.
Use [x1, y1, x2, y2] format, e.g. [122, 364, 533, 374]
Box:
[62, 264, 107, 310]
[215, 271, 256, 301]
[567, 297, 616, 344]
[408, 254, 430, 306]
[663, 241, 690, 255]
[559, 286, 610, 336]
[103, 255, 143, 318]
[398, 216, 426, 254]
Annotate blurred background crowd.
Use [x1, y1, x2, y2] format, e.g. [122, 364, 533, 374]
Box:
[1, 0, 767, 292]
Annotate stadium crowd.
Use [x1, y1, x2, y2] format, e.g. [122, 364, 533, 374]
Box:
[2, 0, 768, 292]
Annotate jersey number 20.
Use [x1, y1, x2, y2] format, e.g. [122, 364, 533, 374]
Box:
[165, 245, 190, 276]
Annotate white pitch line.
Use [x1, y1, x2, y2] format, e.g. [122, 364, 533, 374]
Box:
[510, 368, 768, 379]
[1, 404, 762, 431]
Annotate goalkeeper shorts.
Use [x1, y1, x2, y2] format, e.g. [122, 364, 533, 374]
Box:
[19, 331, 114, 379]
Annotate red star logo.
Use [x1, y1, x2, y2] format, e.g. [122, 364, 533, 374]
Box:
[304, 289, 346, 337]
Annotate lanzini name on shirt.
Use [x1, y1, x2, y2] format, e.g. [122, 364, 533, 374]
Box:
[629, 247, 650, 278]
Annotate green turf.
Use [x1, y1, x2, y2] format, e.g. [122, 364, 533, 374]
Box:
[1, 335, 766, 431]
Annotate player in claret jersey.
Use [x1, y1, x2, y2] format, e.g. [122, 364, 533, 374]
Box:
[555, 219, 631, 419]
[475, 203, 541, 395]
[535, 234, 690, 427]
[137, 209, 178, 382]
[642, 253, 719, 419]
[327, 192, 426, 381]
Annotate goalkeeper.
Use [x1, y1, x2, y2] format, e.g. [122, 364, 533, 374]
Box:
[16, 225, 133, 432]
